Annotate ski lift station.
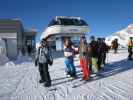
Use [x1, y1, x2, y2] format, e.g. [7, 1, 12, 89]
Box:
[0, 19, 37, 59]
[41, 16, 89, 51]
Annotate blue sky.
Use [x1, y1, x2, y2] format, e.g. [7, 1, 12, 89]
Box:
[0, 0, 133, 41]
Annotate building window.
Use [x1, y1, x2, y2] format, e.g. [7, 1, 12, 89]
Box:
[48, 18, 88, 26]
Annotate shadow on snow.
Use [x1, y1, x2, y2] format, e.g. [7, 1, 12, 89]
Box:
[52, 59, 133, 87]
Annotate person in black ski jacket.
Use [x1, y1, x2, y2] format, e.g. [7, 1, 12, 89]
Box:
[89, 36, 98, 58]
[35, 38, 53, 87]
[97, 38, 108, 70]
[111, 39, 119, 53]
[89, 36, 99, 74]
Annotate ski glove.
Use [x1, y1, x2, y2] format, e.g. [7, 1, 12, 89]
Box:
[35, 59, 38, 67]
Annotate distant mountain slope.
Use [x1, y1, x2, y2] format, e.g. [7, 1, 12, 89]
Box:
[105, 24, 133, 47]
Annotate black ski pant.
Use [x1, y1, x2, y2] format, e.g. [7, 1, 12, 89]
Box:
[97, 55, 102, 71]
[38, 63, 51, 84]
[102, 53, 106, 65]
[97, 53, 106, 70]
[114, 48, 118, 53]
[128, 48, 132, 60]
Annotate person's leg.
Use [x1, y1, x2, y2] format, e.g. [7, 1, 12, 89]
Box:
[80, 58, 86, 79]
[130, 50, 132, 59]
[89, 57, 92, 72]
[80, 58, 84, 76]
[65, 58, 71, 75]
[80, 58, 90, 80]
[80, 58, 83, 72]
[91, 57, 98, 74]
[69, 58, 76, 77]
[38, 63, 45, 83]
[83, 58, 90, 80]
[97, 55, 102, 70]
[114, 48, 116, 53]
[128, 48, 132, 60]
[103, 53, 106, 65]
[115, 48, 117, 53]
[131, 49, 133, 59]
[43, 63, 51, 87]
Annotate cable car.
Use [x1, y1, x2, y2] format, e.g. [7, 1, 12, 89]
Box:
[41, 16, 89, 51]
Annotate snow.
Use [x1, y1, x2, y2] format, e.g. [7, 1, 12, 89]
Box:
[36, 42, 40, 49]
[0, 54, 9, 65]
[0, 49, 133, 100]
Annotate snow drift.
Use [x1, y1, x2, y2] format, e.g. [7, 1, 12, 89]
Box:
[0, 54, 9, 65]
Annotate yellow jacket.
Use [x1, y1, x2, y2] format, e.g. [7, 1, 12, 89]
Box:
[127, 40, 133, 47]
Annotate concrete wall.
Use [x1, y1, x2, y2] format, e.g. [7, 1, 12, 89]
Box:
[0, 39, 6, 55]
[0, 19, 37, 59]
[0, 32, 17, 59]
[6, 38, 17, 59]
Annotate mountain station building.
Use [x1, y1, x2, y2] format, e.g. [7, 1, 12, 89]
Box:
[41, 16, 89, 51]
[0, 19, 37, 59]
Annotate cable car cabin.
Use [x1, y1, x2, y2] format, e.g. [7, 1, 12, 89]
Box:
[41, 16, 89, 51]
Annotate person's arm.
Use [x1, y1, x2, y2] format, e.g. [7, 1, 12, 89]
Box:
[48, 47, 53, 60]
[35, 47, 40, 66]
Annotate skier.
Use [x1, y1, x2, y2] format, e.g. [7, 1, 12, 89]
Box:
[27, 45, 32, 55]
[35, 38, 53, 87]
[101, 38, 109, 65]
[97, 38, 108, 70]
[89, 36, 99, 74]
[79, 35, 90, 81]
[127, 37, 133, 60]
[64, 38, 76, 78]
[111, 39, 119, 53]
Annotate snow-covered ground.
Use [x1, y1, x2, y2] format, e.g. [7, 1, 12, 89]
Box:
[0, 49, 133, 100]
[0, 54, 9, 65]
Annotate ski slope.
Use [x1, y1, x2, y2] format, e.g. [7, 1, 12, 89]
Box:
[105, 24, 133, 47]
[0, 49, 133, 100]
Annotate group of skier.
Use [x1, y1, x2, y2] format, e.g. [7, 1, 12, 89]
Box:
[35, 35, 109, 87]
[63, 35, 109, 81]
[35, 35, 133, 87]
[111, 37, 133, 60]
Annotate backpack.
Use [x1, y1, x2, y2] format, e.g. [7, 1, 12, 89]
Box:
[38, 46, 53, 65]
[46, 52, 53, 65]
[45, 47, 53, 66]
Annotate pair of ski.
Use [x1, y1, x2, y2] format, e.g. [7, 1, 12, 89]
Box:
[43, 73, 104, 92]
[71, 73, 104, 88]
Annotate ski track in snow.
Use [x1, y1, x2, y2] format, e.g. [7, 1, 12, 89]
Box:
[0, 49, 133, 100]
